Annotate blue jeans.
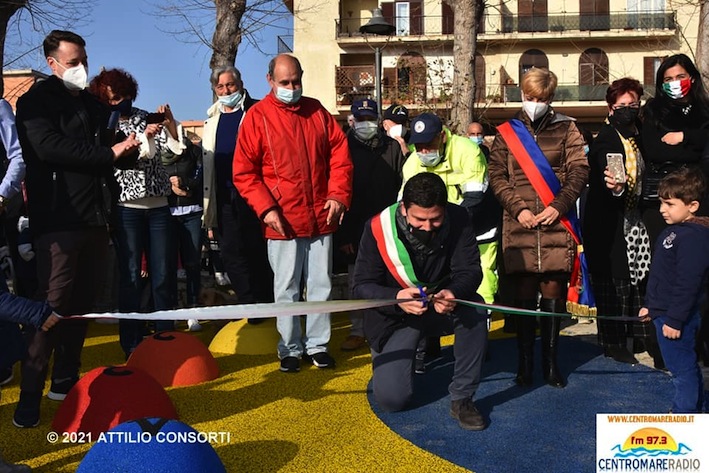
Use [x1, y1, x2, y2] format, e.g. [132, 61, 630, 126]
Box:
[172, 211, 203, 306]
[115, 206, 177, 357]
[654, 313, 704, 413]
[267, 235, 332, 358]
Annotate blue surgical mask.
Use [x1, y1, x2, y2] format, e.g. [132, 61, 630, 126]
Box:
[469, 136, 483, 145]
[218, 91, 243, 108]
[417, 151, 442, 167]
[583, 145, 590, 156]
[275, 87, 302, 105]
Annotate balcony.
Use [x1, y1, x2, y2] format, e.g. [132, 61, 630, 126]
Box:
[335, 66, 653, 108]
[336, 10, 674, 43]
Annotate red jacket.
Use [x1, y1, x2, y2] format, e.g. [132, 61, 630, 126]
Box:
[233, 93, 353, 240]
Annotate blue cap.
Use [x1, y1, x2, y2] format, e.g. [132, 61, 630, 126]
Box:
[409, 113, 443, 144]
[351, 99, 378, 119]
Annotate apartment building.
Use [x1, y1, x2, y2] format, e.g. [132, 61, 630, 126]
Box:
[291, 0, 699, 128]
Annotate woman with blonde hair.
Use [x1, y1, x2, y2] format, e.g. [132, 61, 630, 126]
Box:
[488, 68, 589, 388]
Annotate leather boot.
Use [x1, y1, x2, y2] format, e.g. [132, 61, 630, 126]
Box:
[539, 298, 566, 388]
[514, 300, 537, 387]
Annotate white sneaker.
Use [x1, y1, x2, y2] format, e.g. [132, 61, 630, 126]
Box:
[187, 319, 202, 332]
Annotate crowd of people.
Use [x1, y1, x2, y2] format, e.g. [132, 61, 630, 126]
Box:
[0, 28, 708, 469]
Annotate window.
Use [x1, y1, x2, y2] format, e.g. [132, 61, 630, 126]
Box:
[395, 2, 410, 36]
[519, 49, 549, 79]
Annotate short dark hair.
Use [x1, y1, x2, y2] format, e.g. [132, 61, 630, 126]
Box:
[658, 166, 706, 204]
[43, 30, 86, 57]
[402, 173, 448, 209]
[605, 77, 643, 106]
[268, 54, 303, 77]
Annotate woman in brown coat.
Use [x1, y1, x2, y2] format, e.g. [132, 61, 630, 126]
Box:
[489, 68, 589, 388]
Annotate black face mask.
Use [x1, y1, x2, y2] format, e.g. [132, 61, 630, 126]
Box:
[111, 99, 133, 117]
[609, 106, 639, 127]
[409, 226, 435, 246]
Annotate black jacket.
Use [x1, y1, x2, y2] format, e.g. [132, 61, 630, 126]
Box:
[583, 122, 636, 279]
[16, 76, 118, 236]
[163, 141, 203, 209]
[335, 131, 405, 262]
[353, 203, 482, 352]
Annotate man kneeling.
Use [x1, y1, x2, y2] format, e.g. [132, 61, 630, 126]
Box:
[353, 172, 488, 430]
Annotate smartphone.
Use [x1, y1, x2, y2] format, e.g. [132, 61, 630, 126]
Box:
[606, 153, 626, 183]
[145, 112, 166, 124]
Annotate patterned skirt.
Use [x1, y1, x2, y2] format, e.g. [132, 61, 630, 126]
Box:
[592, 277, 655, 347]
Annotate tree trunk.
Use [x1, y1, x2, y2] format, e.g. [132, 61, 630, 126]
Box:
[697, 0, 709, 90]
[0, 2, 26, 97]
[444, 0, 480, 133]
[209, 0, 247, 71]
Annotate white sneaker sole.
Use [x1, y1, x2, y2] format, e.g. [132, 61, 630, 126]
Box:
[47, 391, 68, 401]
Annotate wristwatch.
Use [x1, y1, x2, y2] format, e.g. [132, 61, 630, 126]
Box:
[0, 195, 6, 210]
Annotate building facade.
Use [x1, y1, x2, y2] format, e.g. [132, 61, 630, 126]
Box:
[291, 0, 699, 128]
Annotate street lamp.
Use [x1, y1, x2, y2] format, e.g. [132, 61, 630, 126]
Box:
[360, 8, 395, 117]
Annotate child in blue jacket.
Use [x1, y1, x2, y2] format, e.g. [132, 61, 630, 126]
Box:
[640, 167, 709, 413]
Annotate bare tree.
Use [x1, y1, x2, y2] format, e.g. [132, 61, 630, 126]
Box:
[1, 0, 95, 95]
[443, 0, 484, 133]
[148, 0, 294, 73]
[696, 0, 709, 88]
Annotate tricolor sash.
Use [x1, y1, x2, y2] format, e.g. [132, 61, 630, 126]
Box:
[497, 119, 596, 316]
[371, 203, 424, 289]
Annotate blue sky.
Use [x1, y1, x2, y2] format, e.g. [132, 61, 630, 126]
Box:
[8, 0, 292, 120]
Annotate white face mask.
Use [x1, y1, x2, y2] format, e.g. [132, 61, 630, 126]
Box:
[522, 100, 549, 122]
[218, 90, 243, 108]
[275, 87, 302, 105]
[354, 120, 378, 141]
[417, 151, 442, 167]
[55, 60, 88, 91]
[387, 124, 403, 139]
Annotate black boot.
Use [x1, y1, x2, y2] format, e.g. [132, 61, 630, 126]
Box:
[539, 298, 567, 388]
[513, 300, 537, 387]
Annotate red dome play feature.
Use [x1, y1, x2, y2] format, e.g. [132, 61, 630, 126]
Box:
[126, 331, 219, 387]
[52, 366, 178, 437]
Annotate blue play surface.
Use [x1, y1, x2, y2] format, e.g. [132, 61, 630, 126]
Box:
[369, 336, 680, 473]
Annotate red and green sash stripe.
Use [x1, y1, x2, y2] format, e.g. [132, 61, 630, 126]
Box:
[371, 204, 422, 289]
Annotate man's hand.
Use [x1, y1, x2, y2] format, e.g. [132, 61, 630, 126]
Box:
[263, 208, 287, 237]
[638, 307, 651, 323]
[324, 199, 345, 226]
[396, 287, 428, 316]
[517, 209, 537, 229]
[112, 132, 141, 161]
[534, 206, 560, 227]
[432, 289, 456, 315]
[41, 312, 62, 331]
[662, 324, 681, 339]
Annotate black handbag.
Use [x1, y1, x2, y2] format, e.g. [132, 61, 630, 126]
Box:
[642, 161, 683, 202]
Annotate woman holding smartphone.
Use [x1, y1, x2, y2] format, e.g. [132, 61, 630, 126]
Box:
[89, 68, 187, 358]
[583, 78, 662, 367]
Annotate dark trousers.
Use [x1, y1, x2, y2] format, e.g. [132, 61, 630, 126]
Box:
[370, 306, 488, 412]
[216, 194, 273, 304]
[20, 228, 109, 394]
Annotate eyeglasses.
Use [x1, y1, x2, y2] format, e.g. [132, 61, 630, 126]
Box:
[612, 103, 640, 110]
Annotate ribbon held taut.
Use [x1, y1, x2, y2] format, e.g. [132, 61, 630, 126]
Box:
[497, 119, 596, 316]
